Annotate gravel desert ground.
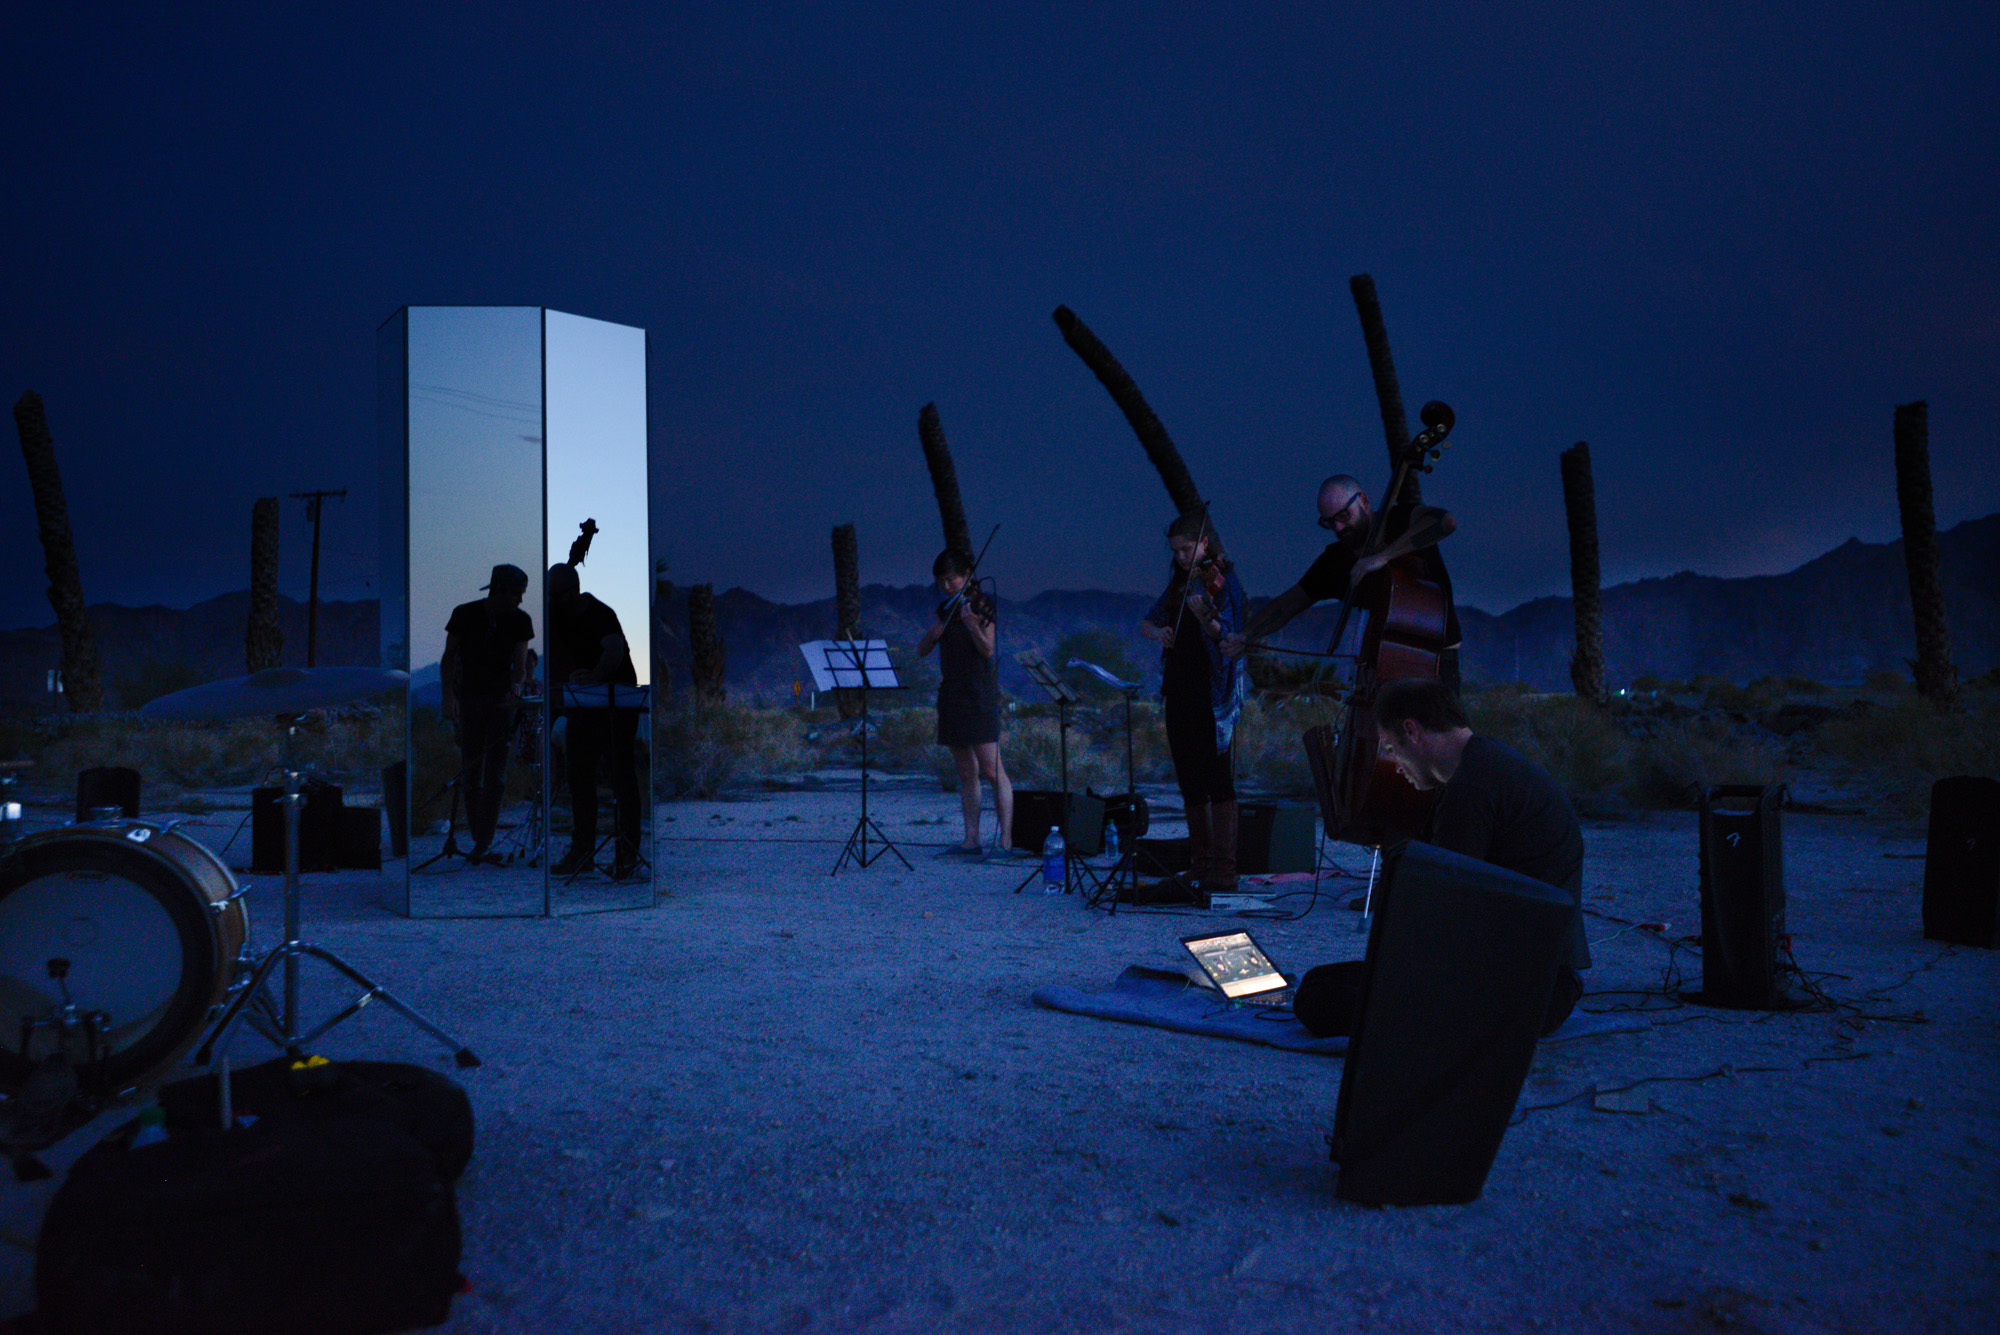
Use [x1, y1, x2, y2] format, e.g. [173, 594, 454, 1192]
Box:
[4, 773, 1997, 1334]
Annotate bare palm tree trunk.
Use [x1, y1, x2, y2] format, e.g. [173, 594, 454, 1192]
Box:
[1348, 274, 1421, 506]
[1893, 401, 1958, 704]
[688, 584, 726, 705]
[13, 391, 103, 710]
[832, 522, 862, 719]
[1052, 305, 1203, 516]
[917, 404, 974, 560]
[1559, 442, 1608, 704]
[247, 496, 283, 672]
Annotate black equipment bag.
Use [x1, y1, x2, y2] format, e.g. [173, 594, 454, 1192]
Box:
[157, 1057, 474, 1183]
[36, 1113, 462, 1335]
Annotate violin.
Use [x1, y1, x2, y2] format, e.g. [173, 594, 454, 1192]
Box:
[936, 522, 1001, 625]
[938, 578, 996, 625]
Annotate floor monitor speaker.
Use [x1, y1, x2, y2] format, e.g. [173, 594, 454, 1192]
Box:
[1330, 840, 1576, 1206]
[251, 783, 345, 873]
[1923, 775, 2000, 948]
[1011, 790, 1107, 856]
[1237, 801, 1317, 874]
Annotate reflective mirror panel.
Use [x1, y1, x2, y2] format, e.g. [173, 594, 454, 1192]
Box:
[393, 307, 548, 916]
[543, 310, 653, 913]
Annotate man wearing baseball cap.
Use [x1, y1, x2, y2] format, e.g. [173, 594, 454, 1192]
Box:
[440, 563, 534, 863]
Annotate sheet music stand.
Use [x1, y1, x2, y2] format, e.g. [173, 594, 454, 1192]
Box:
[1066, 659, 1147, 911]
[802, 640, 911, 874]
[1011, 650, 1084, 895]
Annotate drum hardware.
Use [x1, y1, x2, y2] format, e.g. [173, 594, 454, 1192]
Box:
[196, 750, 480, 1072]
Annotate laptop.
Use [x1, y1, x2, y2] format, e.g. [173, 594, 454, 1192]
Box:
[1180, 929, 1294, 1007]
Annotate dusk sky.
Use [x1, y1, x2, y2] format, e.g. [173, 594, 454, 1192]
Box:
[5, 3, 1995, 635]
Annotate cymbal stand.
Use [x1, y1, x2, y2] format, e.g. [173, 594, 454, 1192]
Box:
[198, 723, 479, 1071]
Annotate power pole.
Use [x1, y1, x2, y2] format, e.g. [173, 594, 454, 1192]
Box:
[291, 488, 347, 667]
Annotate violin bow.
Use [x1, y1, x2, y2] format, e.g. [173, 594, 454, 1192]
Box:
[938, 523, 1002, 619]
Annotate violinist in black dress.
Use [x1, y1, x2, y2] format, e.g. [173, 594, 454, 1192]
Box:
[916, 548, 1018, 856]
[1139, 512, 1249, 895]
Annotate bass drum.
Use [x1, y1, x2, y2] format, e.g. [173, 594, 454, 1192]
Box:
[0, 821, 248, 1097]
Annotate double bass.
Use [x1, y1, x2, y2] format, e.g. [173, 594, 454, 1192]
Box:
[1303, 401, 1456, 848]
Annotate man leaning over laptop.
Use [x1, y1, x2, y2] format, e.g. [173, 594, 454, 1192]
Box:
[1292, 677, 1591, 1039]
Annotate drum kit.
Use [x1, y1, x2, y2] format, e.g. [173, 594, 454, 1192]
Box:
[1, 667, 479, 1169]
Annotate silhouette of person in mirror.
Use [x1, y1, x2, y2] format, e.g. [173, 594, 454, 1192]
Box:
[547, 562, 642, 879]
[440, 563, 534, 863]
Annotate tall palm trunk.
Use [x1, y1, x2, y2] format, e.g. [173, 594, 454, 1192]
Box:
[1893, 401, 1958, 704]
[1051, 306, 1203, 517]
[688, 584, 727, 705]
[917, 404, 974, 560]
[1348, 274, 1421, 506]
[13, 391, 103, 710]
[247, 496, 284, 672]
[832, 522, 862, 719]
[1559, 442, 1608, 704]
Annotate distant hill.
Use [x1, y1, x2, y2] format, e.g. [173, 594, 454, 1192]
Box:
[0, 593, 377, 709]
[2, 516, 1992, 708]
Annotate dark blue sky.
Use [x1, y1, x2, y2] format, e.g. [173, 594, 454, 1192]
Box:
[5, 2, 1996, 631]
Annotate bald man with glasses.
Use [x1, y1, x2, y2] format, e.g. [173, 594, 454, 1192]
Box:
[1222, 475, 1462, 693]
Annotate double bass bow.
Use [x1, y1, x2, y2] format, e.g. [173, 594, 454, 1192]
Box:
[1303, 400, 1457, 848]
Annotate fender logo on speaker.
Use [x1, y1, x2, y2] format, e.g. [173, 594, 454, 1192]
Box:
[1726, 832, 1741, 847]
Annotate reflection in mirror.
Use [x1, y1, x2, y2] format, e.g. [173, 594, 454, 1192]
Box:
[543, 311, 653, 913]
[387, 307, 548, 916]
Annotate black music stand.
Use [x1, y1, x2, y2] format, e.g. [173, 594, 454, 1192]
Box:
[1065, 659, 1148, 911]
[804, 640, 911, 874]
[1011, 651, 1082, 896]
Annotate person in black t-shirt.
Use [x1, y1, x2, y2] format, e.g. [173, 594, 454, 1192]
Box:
[1292, 678, 1591, 1039]
[547, 562, 643, 879]
[441, 563, 535, 863]
[1223, 474, 1460, 693]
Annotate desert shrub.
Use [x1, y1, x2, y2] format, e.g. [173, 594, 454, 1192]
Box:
[1862, 668, 1909, 693]
[1629, 716, 1789, 808]
[1810, 692, 2000, 816]
[654, 702, 811, 798]
[1230, 695, 1322, 797]
[1465, 689, 1788, 813]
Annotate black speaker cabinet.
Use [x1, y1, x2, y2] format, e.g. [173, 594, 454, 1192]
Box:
[1697, 785, 1788, 1006]
[1330, 840, 1576, 1207]
[1011, 790, 1107, 856]
[250, 783, 344, 873]
[336, 806, 383, 871]
[1237, 801, 1316, 874]
[75, 766, 141, 821]
[1924, 775, 2000, 948]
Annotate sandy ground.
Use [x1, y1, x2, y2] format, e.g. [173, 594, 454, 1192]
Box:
[4, 774, 1998, 1334]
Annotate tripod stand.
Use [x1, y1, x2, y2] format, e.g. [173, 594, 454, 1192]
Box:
[198, 725, 480, 1074]
[804, 640, 911, 874]
[1076, 682, 1148, 911]
[1012, 651, 1083, 896]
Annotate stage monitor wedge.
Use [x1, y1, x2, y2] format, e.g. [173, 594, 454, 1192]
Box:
[1330, 840, 1576, 1207]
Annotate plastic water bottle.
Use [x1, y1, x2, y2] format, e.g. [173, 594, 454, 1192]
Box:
[1042, 826, 1066, 894]
[1103, 820, 1120, 862]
